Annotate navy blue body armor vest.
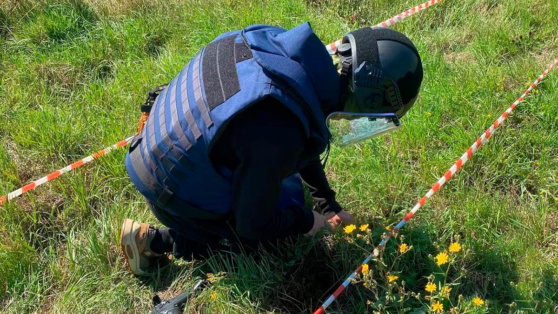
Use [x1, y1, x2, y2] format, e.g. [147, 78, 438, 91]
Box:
[126, 23, 340, 217]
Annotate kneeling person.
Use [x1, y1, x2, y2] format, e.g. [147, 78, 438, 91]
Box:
[120, 23, 423, 275]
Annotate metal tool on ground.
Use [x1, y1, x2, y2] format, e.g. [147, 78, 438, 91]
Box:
[325, 0, 444, 54]
[313, 57, 558, 314]
[152, 279, 209, 314]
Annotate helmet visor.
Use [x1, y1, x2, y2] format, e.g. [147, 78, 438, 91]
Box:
[327, 112, 401, 147]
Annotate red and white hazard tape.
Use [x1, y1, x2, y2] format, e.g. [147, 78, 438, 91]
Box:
[325, 0, 444, 55]
[0, 0, 443, 207]
[314, 57, 558, 314]
[0, 136, 134, 206]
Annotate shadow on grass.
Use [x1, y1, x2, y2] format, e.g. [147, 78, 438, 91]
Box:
[132, 223, 553, 313]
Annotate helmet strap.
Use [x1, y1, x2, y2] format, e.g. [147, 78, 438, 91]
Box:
[336, 42, 353, 112]
[338, 58, 352, 107]
[383, 78, 404, 111]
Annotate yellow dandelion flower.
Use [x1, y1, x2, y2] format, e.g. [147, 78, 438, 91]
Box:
[432, 301, 443, 313]
[210, 292, 218, 301]
[207, 273, 215, 282]
[435, 252, 449, 266]
[399, 243, 408, 253]
[449, 242, 462, 253]
[426, 112, 433, 117]
[425, 282, 437, 293]
[388, 275, 399, 282]
[473, 297, 484, 306]
[361, 263, 369, 274]
[385, 225, 391, 231]
[442, 286, 452, 298]
[359, 224, 369, 232]
[344, 224, 357, 234]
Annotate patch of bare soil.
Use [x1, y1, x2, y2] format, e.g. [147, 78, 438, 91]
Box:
[84, 0, 143, 16]
[443, 51, 477, 65]
[546, 211, 557, 234]
[476, 1, 500, 14]
[4, 139, 38, 183]
[531, 46, 558, 67]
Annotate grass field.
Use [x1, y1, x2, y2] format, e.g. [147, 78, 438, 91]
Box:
[1, 0, 557, 312]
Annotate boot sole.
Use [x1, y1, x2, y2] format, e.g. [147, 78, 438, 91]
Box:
[120, 219, 145, 275]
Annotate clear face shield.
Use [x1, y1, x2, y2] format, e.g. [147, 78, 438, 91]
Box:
[326, 112, 401, 147]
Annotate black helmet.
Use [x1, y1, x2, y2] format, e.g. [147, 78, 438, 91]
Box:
[337, 27, 423, 118]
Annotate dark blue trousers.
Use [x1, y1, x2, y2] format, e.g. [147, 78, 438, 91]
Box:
[149, 174, 305, 259]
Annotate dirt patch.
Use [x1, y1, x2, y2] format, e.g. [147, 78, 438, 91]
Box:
[476, 1, 500, 14]
[443, 51, 476, 65]
[508, 183, 521, 205]
[35, 62, 82, 91]
[4, 139, 34, 183]
[0, 9, 13, 40]
[546, 211, 557, 234]
[144, 32, 169, 58]
[4, 139, 22, 168]
[502, 75, 521, 92]
[84, 0, 143, 16]
[531, 46, 558, 67]
[3, 139, 51, 184]
[268, 239, 340, 312]
[12, 191, 66, 251]
[152, 287, 185, 306]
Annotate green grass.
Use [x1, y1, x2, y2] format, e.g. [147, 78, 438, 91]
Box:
[1, 0, 557, 312]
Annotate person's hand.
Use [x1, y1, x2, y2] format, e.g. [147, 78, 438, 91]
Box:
[324, 210, 355, 231]
[304, 210, 328, 236]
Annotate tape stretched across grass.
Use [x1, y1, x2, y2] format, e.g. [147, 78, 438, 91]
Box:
[0, 0, 444, 206]
[325, 0, 444, 54]
[0, 136, 134, 206]
[313, 58, 558, 314]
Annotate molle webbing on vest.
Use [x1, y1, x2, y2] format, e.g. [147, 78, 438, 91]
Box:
[158, 81, 179, 160]
[143, 87, 179, 191]
[179, 60, 202, 140]
[126, 24, 335, 217]
[156, 81, 184, 175]
[193, 54, 213, 128]
[203, 35, 246, 111]
[128, 144, 229, 221]
[170, 68, 192, 151]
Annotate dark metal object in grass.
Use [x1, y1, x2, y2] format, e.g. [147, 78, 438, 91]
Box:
[152, 279, 209, 314]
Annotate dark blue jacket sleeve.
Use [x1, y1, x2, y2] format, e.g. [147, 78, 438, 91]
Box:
[299, 158, 343, 214]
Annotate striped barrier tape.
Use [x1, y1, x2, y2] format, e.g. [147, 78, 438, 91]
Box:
[325, 0, 444, 54]
[0, 136, 134, 206]
[313, 57, 558, 314]
[0, 1, 443, 207]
